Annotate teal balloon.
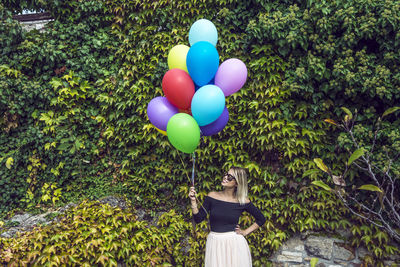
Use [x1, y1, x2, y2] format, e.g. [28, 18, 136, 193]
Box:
[186, 41, 219, 87]
[189, 19, 218, 46]
[191, 85, 225, 126]
[167, 113, 200, 154]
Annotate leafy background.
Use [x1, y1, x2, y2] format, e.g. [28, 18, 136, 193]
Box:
[0, 0, 399, 266]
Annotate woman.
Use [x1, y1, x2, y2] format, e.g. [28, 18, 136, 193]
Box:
[189, 166, 266, 267]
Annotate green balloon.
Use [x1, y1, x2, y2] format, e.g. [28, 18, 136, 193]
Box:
[167, 113, 200, 153]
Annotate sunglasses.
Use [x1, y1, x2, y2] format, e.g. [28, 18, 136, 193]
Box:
[223, 172, 236, 182]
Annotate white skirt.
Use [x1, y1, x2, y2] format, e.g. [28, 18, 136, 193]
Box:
[204, 231, 252, 267]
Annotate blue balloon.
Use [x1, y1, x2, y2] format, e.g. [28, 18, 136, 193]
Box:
[195, 78, 214, 91]
[189, 19, 218, 46]
[191, 85, 225, 126]
[187, 41, 219, 87]
[200, 107, 229, 136]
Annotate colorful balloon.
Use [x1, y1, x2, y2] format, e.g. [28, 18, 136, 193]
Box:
[147, 96, 178, 131]
[167, 113, 200, 153]
[214, 58, 247, 96]
[187, 41, 219, 87]
[189, 19, 218, 46]
[168, 45, 190, 73]
[154, 126, 167, 136]
[200, 107, 229, 136]
[191, 85, 225, 126]
[195, 78, 214, 91]
[178, 108, 192, 116]
[162, 69, 195, 110]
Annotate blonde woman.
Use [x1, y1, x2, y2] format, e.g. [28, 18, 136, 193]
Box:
[189, 167, 266, 267]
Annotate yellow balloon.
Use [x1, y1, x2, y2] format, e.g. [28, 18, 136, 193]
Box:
[154, 126, 167, 136]
[168, 45, 190, 73]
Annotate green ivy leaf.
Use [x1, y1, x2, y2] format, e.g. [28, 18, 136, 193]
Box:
[310, 258, 319, 267]
[302, 168, 320, 178]
[324, 119, 337, 126]
[358, 184, 383, 193]
[382, 106, 400, 118]
[312, 180, 332, 191]
[6, 157, 14, 169]
[348, 148, 364, 166]
[341, 107, 353, 120]
[313, 158, 330, 173]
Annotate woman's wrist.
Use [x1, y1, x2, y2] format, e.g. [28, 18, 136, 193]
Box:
[242, 229, 248, 236]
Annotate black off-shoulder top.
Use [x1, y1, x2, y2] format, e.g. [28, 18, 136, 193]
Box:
[193, 196, 266, 232]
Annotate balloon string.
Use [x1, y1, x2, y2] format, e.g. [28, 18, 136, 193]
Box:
[175, 149, 192, 185]
[167, 137, 210, 225]
[191, 152, 195, 186]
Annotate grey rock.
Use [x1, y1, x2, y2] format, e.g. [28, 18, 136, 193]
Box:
[356, 246, 369, 260]
[289, 264, 309, 267]
[1, 196, 129, 238]
[316, 263, 327, 267]
[333, 242, 355, 261]
[383, 260, 396, 266]
[385, 251, 400, 261]
[328, 265, 344, 267]
[0, 211, 55, 238]
[333, 260, 349, 266]
[98, 196, 128, 209]
[180, 236, 191, 254]
[335, 228, 352, 239]
[23, 213, 50, 227]
[58, 203, 77, 213]
[282, 251, 303, 257]
[10, 213, 32, 224]
[277, 251, 303, 263]
[20, 19, 53, 32]
[269, 249, 281, 262]
[0, 228, 21, 238]
[283, 235, 305, 251]
[300, 230, 314, 240]
[135, 208, 146, 221]
[305, 236, 333, 260]
[272, 263, 288, 267]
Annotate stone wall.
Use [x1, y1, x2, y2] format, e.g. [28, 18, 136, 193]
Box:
[12, 12, 53, 32]
[1, 199, 399, 266]
[19, 19, 53, 32]
[269, 232, 400, 267]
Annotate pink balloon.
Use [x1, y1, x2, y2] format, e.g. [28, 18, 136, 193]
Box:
[214, 58, 247, 96]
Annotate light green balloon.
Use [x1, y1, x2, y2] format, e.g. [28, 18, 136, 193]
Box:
[167, 113, 200, 153]
[168, 45, 190, 73]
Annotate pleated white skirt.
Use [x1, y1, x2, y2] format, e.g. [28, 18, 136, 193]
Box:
[204, 231, 252, 267]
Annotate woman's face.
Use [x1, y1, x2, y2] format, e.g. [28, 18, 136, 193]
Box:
[221, 169, 237, 187]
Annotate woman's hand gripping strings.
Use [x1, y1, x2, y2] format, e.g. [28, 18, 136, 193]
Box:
[189, 186, 199, 214]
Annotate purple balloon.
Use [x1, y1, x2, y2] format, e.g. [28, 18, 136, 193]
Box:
[147, 96, 179, 131]
[200, 107, 229, 136]
[214, 58, 247, 96]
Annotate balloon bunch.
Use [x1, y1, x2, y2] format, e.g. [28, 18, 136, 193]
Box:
[147, 19, 247, 154]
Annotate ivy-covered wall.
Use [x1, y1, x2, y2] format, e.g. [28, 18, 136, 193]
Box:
[1, 0, 399, 266]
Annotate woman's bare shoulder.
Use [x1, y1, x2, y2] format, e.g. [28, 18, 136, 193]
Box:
[245, 197, 251, 204]
[207, 191, 220, 198]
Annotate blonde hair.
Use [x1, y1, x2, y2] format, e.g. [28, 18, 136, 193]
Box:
[230, 167, 248, 205]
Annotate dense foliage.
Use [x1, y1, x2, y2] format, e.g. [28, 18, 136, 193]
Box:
[1, 0, 399, 266]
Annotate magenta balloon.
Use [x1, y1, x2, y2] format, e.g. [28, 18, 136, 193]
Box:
[214, 58, 247, 96]
[200, 107, 229, 136]
[147, 96, 179, 131]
